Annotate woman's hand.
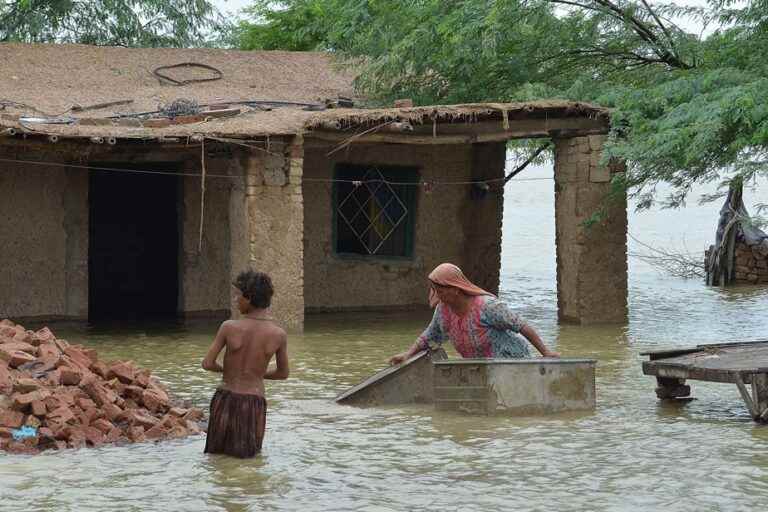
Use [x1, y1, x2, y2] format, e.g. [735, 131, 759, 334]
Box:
[543, 350, 561, 358]
[389, 351, 410, 366]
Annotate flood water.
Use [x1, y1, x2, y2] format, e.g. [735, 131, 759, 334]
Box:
[2, 166, 768, 511]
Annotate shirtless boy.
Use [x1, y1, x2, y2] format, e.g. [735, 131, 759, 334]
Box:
[202, 270, 289, 458]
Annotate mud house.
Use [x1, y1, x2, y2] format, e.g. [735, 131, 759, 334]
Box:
[0, 44, 627, 331]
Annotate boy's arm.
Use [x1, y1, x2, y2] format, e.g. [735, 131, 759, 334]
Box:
[202, 322, 229, 372]
[265, 333, 289, 380]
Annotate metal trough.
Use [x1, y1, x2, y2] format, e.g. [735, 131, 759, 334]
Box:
[335, 348, 447, 406]
[433, 358, 597, 415]
[336, 350, 596, 415]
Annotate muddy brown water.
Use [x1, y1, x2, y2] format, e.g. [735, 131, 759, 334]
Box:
[2, 170, 767, 511]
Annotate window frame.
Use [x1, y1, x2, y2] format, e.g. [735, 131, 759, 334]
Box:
[331, 163, 420, 261]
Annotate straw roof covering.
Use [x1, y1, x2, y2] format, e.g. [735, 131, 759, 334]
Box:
[0, 43, 609, 142]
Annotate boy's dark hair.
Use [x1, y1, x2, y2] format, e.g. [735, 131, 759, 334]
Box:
[233, 270, 274, 309]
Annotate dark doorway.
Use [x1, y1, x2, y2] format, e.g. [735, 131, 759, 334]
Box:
[89, 164, 180, 320]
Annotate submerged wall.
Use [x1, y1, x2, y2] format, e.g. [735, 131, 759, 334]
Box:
[0, 143, 233, 321]
[0, 156, 87, 319]
[302, 141, 506, 311]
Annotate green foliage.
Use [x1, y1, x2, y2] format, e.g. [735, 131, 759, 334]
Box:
[233, 0, 328, 50]
[235, 0, 768, 209]
[0, 0, 224, 47]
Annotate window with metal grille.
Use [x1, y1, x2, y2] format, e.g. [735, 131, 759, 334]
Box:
[334, 165, 419, 257]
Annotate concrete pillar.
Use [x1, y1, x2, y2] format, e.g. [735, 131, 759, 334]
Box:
[554, 135, 627, 324]
[238, 136, 305, 331]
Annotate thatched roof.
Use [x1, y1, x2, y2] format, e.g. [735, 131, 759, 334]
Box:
[0, 43, 609, 142]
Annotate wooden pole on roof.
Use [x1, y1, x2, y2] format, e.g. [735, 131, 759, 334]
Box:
[199, 138, 207, 253]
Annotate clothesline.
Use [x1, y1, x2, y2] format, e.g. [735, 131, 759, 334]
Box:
[0, 157, 554, 185]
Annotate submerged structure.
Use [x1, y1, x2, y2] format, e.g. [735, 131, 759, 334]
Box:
[1, 43, 629, 330]
[705, 182, 768, 285]
[337, 350, 597, 416]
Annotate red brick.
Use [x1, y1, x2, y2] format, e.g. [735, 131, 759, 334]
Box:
[144, 423, 167, 439]
[168, 425, 188, 439]
[13, 390, 51, 410]
[53, 338, 70, 352]
[80, 380, 117, 406]
[0, 409, 25, 428]
[122, 385, 144, 400]
[183, 408, 204, 422]
[141, 388, 169, 413]
[1, 340, 37, 355]
[45, 369, 61, 387]
[105, 427, 123, 443]
[0, 363, 11, 393]
[66, 428, 87, 449]
[37, 342, 62, 361]
[127, 426, 146, 443]
[134, 370, 151, 388]
[13, 377, 42, 393]
[169, 407, 187, 417]
[59, 366, 82, 386]
[0, 426, 13, 438]
[30, 400, 47, 417]
[91, 360, 111, 380]
[110, 361, 136, 384]
[120, 409, 159, 430]
[46, 406, 75, 425]
[24, 415, 41, 428]
[102, 402, 123, 422]
[185, 420, 203, 435]
[82, 426, 105, 447]
[76, 398, 97, 410]
[83, 349, 99, 365]
[64, 346, 93, 370]
[32, 327, 55, 345]
[91, 418, 114, 434]
[0, 348, 36, 368]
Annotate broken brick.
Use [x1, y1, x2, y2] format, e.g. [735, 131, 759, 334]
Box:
[91, 418, 114, 434]
[0, 409, 25, 428]
[0, 348, 37, 368]
[30, 400, 47, 417]
[127, 426, 146, 443]
[141, 388, 169, 413]
[59, 366, 82, 386]
[13, 377, 42, 393]
[110, 361, 136, 384]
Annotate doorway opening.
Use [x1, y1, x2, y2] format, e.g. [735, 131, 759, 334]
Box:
[88, 163, 180, 320]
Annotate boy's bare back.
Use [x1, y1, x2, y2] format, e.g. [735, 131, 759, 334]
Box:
[219, 318, 288, 396]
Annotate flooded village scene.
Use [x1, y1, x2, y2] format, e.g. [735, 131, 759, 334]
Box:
[2, 1, 768, 511]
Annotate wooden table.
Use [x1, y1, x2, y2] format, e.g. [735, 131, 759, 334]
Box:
[642, 340, 768, 422]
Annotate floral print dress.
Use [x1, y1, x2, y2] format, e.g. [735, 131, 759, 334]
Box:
[416, 295, 531, 358]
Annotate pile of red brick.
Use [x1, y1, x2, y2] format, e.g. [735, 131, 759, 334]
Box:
[0, 319, 205, 454]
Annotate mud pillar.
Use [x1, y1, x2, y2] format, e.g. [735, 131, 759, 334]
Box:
[237, 137, 305, 331]
[554, 135, 627, 324]
[462, 142, 506, 295]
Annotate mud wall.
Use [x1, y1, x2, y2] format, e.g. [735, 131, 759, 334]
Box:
[302, 141, 506, 311]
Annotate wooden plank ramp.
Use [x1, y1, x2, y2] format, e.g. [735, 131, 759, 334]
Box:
[642, 340, 768, 422]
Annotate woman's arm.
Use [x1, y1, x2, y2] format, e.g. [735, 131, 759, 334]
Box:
[202, 322, 229, 372]
[519, 324, 560, 358]
[389, 307, 445, 365]
[483, 299, 560, 358]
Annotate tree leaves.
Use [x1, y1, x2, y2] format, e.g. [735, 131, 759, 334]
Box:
[0, 0, 224, 47]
